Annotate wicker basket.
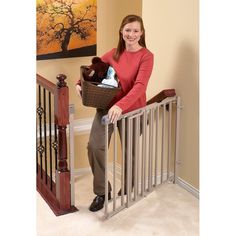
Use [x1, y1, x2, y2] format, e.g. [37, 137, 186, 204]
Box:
[80, 66, 121, 109]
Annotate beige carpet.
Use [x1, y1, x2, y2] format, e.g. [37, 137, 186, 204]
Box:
[37, 172, 199, 236]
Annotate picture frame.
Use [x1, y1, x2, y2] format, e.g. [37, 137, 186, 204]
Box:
[36, 0, 97, 60]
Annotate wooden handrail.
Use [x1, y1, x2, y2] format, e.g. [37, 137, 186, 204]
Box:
[37, 74, 57, 93]
[147, 89, 176, 105]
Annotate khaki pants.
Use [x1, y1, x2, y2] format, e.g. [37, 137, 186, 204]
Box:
[87, 109, 137, 195]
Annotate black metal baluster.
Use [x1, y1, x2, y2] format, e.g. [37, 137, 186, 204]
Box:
[43, 89, 48, 185]
[36, 101, 38, 174]
[48, 92, 53, 190]
[37, 85, 44, 178]
[54, 124, 58, 171]
[51, 94, 58, 177]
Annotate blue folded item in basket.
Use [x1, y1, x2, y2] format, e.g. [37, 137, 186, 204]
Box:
[98, 66, 119, 88]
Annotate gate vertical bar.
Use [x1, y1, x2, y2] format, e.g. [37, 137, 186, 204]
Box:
[174, 97, 181, 184]
[148, 109, 154, 190]
[161, 104, 166, 183]
[141, 111, 147, 196]
[136, 116, 140, 196]
[104, 123, 109, 216]
[113, 121, 117, 211]
[167, 102, 172, 180]
[134, 117, 138, 200]
[154, 107, 159, 186]
[121, 118, 125, 206]
[127, 118, 131, 206]
[130, 119, 133, 201]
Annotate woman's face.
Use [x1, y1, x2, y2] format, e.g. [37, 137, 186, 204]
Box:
[121, 21, 143, 48]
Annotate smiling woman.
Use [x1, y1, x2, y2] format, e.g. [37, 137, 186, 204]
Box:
[113, 14, 146, 61]
[36, 0, 97, 60]
[121, 21, 143, 51]
[75, 14, 154, 212]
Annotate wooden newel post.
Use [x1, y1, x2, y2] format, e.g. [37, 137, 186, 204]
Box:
[54, 74, 71, 211]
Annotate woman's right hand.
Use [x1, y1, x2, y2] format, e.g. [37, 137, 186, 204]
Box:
[75, 84, 82, 99]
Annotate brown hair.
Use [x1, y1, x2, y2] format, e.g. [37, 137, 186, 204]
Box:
[113, 15, 146, 61]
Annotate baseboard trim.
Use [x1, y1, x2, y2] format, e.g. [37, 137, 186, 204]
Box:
[176, 177, 199, 199]
[72, 163, 114, 177]
[113, 164, 199, 198]
[37, 117, 93, 138]
[72, 167, 91, 176]
[72, 165, 199, 199]
[72, 118, 93, 135]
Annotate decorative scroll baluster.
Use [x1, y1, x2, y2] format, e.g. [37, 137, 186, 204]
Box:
[37, 85, 44, 178]
[54, 124, 58, 171]
[48, 92, 53, 190]
[36, 114, 38, 174]
[43, 89, 48, 184]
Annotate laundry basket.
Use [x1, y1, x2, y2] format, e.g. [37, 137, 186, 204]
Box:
[80, 66, 121, 109]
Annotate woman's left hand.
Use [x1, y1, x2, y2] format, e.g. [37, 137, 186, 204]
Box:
[108, 105, 122, 123]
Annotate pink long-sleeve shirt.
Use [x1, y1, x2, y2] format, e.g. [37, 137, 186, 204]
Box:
[101, 47, 154, 114]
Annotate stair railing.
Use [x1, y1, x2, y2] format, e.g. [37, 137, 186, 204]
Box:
[36, 74, 78, 216]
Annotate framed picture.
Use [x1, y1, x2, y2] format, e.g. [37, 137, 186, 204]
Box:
[36, 0, 97, 60]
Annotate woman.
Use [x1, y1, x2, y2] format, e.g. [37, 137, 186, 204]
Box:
[76, 14, 154, 212]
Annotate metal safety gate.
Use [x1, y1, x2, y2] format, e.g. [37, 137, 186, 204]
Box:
[102, 96, 181, 219]
[68, 96, 181, 219]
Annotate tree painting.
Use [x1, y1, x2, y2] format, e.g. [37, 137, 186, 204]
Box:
[37, 0, 97, 60]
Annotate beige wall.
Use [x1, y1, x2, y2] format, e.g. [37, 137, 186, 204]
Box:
[143, 0, 199, 189]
